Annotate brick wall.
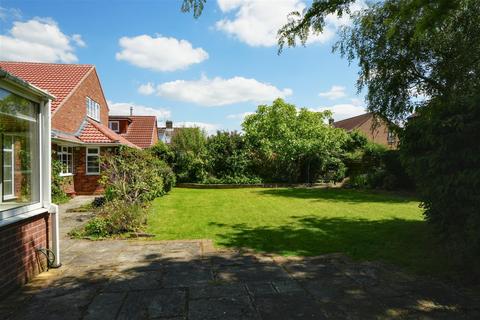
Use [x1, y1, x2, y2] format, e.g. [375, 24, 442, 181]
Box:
[357, 117, 398, 149]
[0, 212, 50, 298]
[51, 69, 110, 134]
[73, 147, 107, 195]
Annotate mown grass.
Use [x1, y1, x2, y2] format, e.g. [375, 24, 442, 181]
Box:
[147, 187, 453, 276]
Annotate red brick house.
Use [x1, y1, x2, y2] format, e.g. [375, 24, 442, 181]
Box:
[108, 115, 159, 148]
[0, 61, 138, 196]
[333, 112, 398, 149]
[0, 69, 59, 297]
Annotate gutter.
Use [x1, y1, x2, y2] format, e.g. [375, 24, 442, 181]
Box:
[0, 69, 55, 100]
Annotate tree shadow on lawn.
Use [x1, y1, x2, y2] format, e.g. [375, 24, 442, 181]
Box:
[256, 188, 416, 204]
[212, 216, 451, 277]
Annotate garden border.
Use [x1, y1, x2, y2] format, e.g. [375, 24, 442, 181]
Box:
[175, 182, 344, 189]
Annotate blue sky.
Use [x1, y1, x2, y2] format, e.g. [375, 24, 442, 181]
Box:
[0, 0, 366, 133]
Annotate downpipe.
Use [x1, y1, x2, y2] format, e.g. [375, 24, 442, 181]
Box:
[49, 204, 62, 268]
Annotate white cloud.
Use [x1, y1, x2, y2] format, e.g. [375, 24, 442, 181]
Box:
[0, 7, 21, 21]
[319, 85, 347, 100]
[71, 34, 86, 47]
[0, 18, 84, 63]
[108, 100, 171, 121]
[138, 82, 155, 95]
[116, 35, 209, 72]
[312, 103, 366, 121]
[215, 0, 365, 47]
[175, 121, 220, 135]
[152, 75, 292, 106]
[226, 111, 254, 120]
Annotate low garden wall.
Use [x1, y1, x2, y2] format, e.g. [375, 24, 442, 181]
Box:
[175, 182, 344, 189]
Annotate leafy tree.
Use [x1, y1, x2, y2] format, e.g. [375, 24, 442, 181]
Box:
[206, 131, 253, 181]
[243, 98, 348, 183]
[278, 0, 480, 263]
[170, 127, 208, 182]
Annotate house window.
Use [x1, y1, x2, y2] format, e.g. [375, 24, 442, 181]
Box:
[86, 97, 100, 122]
[57, 146, 73, 175]
[86, 147, 100, 175]
[0, 88, 40, 214]
[109, 121, 119, 133]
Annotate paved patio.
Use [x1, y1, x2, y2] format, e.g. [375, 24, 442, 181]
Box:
[1, 198, 479, 319]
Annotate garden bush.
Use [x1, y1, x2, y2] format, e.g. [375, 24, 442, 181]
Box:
[100, 146, 175, 204]
[401, 95, 480, 269]
[206, 131, 255, 181]
[170, 128, 209, 183]
[51, 159, 70, 204]
[83, 200, 147, 237]
[79, 146, 174, 238]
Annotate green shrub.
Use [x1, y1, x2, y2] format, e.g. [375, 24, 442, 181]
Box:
[171, 128, 209, 183]
[204, 175, 262, 184]
[401, 95, 480, 268]
[51, 159, 70, 204]
[100, 146, 175, 204]
[84, 217, 109, 237]
[206, 131, 255, 180]
[82, 200, 147, 237]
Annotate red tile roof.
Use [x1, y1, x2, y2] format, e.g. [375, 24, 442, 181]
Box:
[0, 61, 94, 113]
[333, 113, 373, 131]
[78, 118, 139, 148]
[109, 115, 158, 148]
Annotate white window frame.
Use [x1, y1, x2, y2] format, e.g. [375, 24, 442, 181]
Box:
[86, 97, 100, 122]
[86, 147, 100, 175]
[57, 145, 74, 176]
[2, 135, 15, 200]
[0, 82, 51, 223]
[109, 121, 120, 133]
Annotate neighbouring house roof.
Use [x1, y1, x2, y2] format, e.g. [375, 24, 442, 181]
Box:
[77, 118, 139, 148]
[333, 113, 373, 131]
[0, 61, 94, 113]
[109, 115, 157, 148]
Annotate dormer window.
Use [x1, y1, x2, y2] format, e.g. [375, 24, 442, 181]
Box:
[109, 121, 120, 133]
[86, 97, 100, 122]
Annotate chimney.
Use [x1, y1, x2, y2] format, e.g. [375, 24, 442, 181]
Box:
[130, 106, 133, 116]
[166, 120, 173, 129]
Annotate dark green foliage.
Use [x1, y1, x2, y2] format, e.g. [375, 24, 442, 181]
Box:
[401, 95, 480, 266]
[170, 127, 208, 183]
[149, 141, 175, 165]
[206, 131, 257, 182]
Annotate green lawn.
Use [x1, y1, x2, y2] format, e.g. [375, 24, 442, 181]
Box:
[147, 187, 451, 276]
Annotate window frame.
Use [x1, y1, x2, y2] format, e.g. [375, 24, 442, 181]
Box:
[0, 83, 49, 223]
[2, 135, 15, 200]
[86, 97, 100, 122]
[57, 145, 74, 176]
[109, 120, 120, 133]
[86, 147, 100, 176]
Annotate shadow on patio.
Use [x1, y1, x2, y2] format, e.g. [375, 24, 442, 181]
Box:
[1, 238, 478, 320]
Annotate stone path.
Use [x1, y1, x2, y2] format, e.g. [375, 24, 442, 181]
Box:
[1, 198, 479, 319]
